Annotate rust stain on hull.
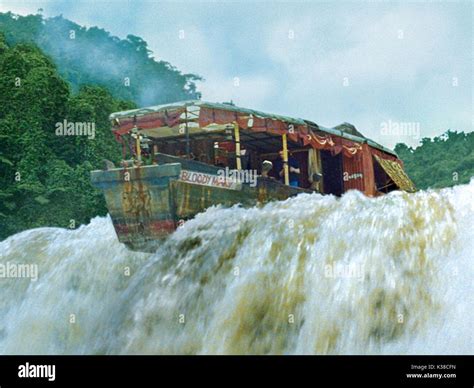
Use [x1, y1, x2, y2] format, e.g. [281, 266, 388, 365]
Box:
[91, 161, 306, 252]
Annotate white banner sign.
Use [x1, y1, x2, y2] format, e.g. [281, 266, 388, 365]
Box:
[179, 170, 242, 190]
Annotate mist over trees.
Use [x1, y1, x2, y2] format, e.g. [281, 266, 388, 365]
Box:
[0, 12, 202, 106]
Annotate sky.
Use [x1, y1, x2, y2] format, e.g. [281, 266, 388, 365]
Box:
[0, 0, 472, 147]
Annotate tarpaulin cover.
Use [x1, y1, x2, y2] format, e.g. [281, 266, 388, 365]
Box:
[113, 108, 185, 136]
[110, 100, 402, 163]
[373, 155, 416, 192]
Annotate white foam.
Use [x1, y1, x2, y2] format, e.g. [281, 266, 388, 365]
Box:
[0, 182, 472, 354]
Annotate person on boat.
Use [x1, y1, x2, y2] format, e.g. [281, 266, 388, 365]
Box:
[309, 172, 323, 192]
[276, 150, 301, 187]
[261, 160, 274, 179]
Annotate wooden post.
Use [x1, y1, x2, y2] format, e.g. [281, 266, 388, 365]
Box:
[234, 121, 242, 170]
[135, 133, 141, 162]
[361, 143, 376, 196]
[153, 144, 158, 164]
[282, 133, 289, 185]
[185, 106, 190, 158]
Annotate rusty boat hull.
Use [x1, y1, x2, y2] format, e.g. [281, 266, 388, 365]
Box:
[91, 154, 304, 252]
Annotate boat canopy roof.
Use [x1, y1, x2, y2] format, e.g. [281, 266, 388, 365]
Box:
[110, 100, 397, 157]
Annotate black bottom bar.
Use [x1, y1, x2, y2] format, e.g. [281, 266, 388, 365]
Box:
[0, 356, 471, 387]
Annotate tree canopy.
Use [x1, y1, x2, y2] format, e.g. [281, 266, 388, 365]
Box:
[394, 131, 474, 190]
[0, 33, 135, 239]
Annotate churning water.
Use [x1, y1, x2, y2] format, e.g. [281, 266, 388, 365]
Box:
[0, 182, 473, 355]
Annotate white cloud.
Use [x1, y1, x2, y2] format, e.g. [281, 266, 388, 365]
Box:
[148, 25, 216, 76]
[198, 73, 276, 107]
[0, 1, 37, 16]
[262, 3, 471, 146]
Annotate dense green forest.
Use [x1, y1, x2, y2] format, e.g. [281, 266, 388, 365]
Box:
[0, 12, 472, 240]
[394, 131, 474, 190]
[0, 12, 201, 105]
[0, 33, 138, 238]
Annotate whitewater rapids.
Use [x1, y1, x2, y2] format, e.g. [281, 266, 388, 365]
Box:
[0, 182, 473, 355]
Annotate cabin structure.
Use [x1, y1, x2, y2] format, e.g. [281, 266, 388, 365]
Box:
[109, 100, 415, 196]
